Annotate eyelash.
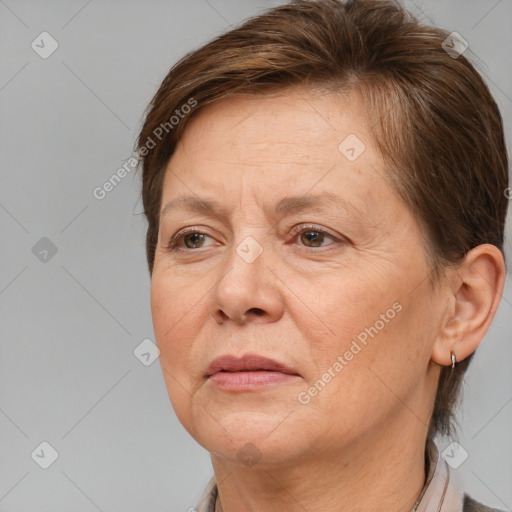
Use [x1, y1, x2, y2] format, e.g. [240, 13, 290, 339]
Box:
[165, 224, 344, 252]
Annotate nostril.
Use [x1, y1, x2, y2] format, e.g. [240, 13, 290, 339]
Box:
[248, 308, 265, 316]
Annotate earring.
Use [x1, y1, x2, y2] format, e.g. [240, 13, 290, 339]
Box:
[451, 351, 457, 369]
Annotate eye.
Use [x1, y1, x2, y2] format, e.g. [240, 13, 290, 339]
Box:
[166, 227, 215, 251]
[165, 224, 344, 252]
[290, 224, 341, 249]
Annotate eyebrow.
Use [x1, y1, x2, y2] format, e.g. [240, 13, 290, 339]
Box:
[160, 191, 367, 223]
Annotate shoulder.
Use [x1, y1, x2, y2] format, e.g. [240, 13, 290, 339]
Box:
[463, 494, 507, 512]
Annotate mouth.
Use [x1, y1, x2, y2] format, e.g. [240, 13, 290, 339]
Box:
[205, 353, 299, 377]
[205, 353, 301, 391]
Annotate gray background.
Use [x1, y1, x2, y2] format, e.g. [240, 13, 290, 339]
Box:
[0, 1, 511, 511]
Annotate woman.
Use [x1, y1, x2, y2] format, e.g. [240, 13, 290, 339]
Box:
[136, 0, 509, 510]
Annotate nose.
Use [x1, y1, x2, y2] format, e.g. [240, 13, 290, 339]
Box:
[209, 236, 285, 325]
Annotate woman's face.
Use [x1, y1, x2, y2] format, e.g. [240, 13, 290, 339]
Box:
[150, 88, 445, 467]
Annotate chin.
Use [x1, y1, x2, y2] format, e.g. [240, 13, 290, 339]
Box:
[189, 409, 300, 462]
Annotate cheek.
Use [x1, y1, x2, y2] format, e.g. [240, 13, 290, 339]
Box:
[310, 276, 391, 348]
[150, 275, 172, 346]
[150, 271, 200, 373]
[150, 272, 204, 433]
[150, 263, 199, 330]
[299, 273, 432, 404]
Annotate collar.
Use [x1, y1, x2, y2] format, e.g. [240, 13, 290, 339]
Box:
[194, 441, 464, 512]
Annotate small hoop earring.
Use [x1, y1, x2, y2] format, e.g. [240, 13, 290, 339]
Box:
[451, 351, 457, 369]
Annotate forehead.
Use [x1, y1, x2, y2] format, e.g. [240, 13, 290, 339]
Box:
[165, 87, 380, 181]
[174, 87, 372, 165]
[160, 87, 398, 226]
[157, 88, 427, 254]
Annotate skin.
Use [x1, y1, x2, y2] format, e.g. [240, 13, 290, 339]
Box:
[150, 87, 506, 512]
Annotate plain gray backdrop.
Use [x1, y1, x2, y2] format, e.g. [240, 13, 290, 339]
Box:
[1, 1, 511, 511]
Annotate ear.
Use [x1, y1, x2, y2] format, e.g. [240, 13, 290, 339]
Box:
[431, 244, 506, 366]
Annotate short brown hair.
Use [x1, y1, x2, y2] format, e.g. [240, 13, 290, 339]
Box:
[136, 0, 509, 440]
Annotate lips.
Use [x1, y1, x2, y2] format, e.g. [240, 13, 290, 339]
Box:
[205, 353, 299, 377]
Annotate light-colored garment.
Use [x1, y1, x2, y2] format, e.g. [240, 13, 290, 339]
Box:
[194, 441, 502, 512]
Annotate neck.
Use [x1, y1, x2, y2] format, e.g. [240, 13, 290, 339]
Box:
[211, 415, 428, 512]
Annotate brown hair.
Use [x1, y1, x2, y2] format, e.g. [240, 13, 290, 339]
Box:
[136, 0, 509, 440]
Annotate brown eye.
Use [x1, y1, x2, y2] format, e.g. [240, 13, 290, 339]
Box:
[300, 230, 327, 247]
[182, 232, 206, 249]
[167, 228, 215, 251]
[293, 225, 338, 249]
